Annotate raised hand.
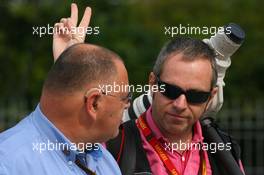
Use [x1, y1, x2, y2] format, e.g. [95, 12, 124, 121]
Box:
[53, 3, 91, 61]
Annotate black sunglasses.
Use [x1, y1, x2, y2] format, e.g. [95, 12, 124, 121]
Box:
[157, 77, 211, 104]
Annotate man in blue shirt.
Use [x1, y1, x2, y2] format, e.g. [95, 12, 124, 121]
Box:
[0, 3, 131, 175]
[0, 40, 130, 174]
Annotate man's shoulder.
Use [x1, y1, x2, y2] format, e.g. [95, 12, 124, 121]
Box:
[0, 114, 62, 175]
[0, 114, 41, 159]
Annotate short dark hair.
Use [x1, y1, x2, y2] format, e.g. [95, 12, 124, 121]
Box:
[153, 37, 217, 88]
[43, 43, 122, 94]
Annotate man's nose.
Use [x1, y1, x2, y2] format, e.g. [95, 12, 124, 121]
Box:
[172, 94, 188, 111]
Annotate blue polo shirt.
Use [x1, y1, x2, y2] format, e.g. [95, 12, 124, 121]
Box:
[0, 105, 121, 175]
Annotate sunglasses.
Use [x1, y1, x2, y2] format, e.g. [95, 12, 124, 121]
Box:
[157, 77, 211, 104]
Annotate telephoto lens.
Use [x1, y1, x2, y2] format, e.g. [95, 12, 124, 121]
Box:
[203, 23, 245, 117]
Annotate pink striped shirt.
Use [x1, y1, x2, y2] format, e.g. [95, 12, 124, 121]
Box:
[137, 107, 212, 175]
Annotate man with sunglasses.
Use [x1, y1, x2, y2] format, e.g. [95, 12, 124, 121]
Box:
[144, 37, 217, 174]
[108, 37, 217, 175]
[107, 37, 244, 175]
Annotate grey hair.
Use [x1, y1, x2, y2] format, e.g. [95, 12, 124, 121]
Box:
[153, 37, 217, 88]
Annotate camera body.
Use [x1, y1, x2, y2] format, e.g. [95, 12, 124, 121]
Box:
[123, 23, 245, 122]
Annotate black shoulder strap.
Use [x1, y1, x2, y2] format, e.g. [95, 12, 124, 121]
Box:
[107, 120, 151, 175]
[215, 126, 241, 162]
[201, 118, 242, 175]
[142, 94, 151, 109]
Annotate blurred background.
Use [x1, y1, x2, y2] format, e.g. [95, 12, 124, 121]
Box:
[0, 0, 263, 174]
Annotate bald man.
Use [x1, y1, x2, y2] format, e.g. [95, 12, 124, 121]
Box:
[0, 44, 131, 175]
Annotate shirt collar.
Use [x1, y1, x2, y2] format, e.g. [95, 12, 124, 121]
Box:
[32, 104, 102, 162]
[192, 119, 204, 143]
[145, 106, 164, 140]
[145, 106, 204, 143]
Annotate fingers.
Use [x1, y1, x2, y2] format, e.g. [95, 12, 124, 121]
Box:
[60, 18, 67, 25]
[79, 7, 92, 30]
[70, 3, 78, 27]
[65, 18, 74, 31]
[54, 23, 64, 36]
[60, 18, 73, 30]
[53, 4, 91, 43]
[53, 22, 70, 38]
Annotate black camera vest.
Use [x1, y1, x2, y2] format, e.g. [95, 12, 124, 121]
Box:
[107, 119, 242, 175]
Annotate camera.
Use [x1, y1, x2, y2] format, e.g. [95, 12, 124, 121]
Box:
[123, 23, 245, 122]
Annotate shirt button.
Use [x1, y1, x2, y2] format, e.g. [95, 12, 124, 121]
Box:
[182, 156, 185, 162]
[68, 161, 73, 166]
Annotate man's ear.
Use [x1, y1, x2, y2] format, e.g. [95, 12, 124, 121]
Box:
[84, 89, 101, 121]
[205, 87, 218, 111]
[148, 72, 157, 98]
[210, 87, 218, 100]
[149, 72, 156, 86]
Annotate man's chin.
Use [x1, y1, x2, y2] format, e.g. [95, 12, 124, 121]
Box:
[109, 129, 120, 140]
[165, 124, 189, 135]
